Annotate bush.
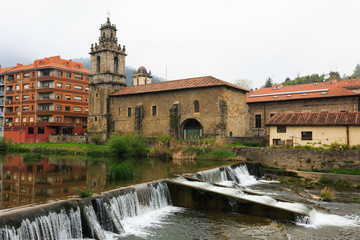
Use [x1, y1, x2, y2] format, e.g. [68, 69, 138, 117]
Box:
[356, 184, 360, 190]
[335, 179, 351, 187]
[0, 137, 11, 152]
[108, 161, 134, 181]
[90, 135, 102, 145]
[155, 135, 172, 145]
[319, 177, 334, 185]
[79, 190, 92, 198]
[108, 134, 128, 157]
[199, 137, 216, 145]
[320, 187, 335, 201]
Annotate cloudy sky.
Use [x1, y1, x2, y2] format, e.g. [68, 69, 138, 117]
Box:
[1, 0, 360, 88]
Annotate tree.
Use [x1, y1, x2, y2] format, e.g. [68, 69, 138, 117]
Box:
[329, 71, 340, 80]
[264, 76, 274, 88]
[352, 64, 360, 78]
[285, 77, 291, 82]
[234, 79, 253, 90]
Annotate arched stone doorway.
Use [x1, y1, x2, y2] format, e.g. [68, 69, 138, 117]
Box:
[182, 119, 202, 140]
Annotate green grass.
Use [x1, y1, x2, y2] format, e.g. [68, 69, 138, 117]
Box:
[107, 161, 134, 181]
[314, 168, 360, 176]
[226, 141, 264, 147]
[183, 147, 235, 160]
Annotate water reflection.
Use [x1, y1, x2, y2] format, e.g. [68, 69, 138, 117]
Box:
[0, 154, 231, 209]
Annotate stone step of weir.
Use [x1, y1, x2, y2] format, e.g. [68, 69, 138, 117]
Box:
[178, 174, 297, 204]
[165, 179, 308, 222]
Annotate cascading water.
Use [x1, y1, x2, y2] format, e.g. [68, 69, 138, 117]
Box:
[193, 164, 258, 186]
[0, 207, 82, 240]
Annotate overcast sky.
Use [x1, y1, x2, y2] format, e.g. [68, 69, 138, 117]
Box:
[1, 0, 360, 88]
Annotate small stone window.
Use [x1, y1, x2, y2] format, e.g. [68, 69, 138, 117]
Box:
[96, 56, 101, 73]
[301, 131, 312, 140]
[255, 114, 261, 128]
[277, 126, 286, 133]
[128, 108, 132, 117]
[118, 107, 121, 115]
[114, 57, 118, 72]
[65, 106, 71, 111]
[28, 127, 34, 134]
[152, 106, 157, 116]
[95, 117, 98, 122]
[273, 139, 281, 145]
[194, 100, 199, 113]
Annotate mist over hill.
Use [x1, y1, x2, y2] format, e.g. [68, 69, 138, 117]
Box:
[73, 57, 165, 85]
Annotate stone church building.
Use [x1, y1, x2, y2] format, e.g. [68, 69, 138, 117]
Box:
[88, 18, 250, 140]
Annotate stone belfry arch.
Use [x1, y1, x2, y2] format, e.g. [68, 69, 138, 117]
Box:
[88, 17, 127, 140]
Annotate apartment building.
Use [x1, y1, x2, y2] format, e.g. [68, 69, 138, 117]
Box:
[0, 56, 90, 143]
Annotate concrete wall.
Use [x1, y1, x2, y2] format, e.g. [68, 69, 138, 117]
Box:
[269, 126, 348, 146]
[248, 96, 359, 136]
[231, 147, 360, 171]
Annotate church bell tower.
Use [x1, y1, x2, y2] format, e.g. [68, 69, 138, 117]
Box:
[88, 18, 127, 140]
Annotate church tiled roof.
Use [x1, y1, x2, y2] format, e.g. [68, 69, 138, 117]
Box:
[247, 80, 360, 103]
[111, 76, 248, 96]
[266, 112, 360, 126]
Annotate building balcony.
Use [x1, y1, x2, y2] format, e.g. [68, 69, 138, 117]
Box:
[38, 96, 54, 100]
[0, 81, 5, 85]
[38, 84, 55, 89]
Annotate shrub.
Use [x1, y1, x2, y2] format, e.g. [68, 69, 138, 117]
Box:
[335, 179, 351, 187]
[108, 161, 134, 181]
[90, 135, 102, 145]
[320, 187, 335, 201]
[79, 190, 92, 198]
[199, 137, 216, 145]
[108, 134, 128, 157]
[0, 137, 11, 152]
[125, 134, 149, 158]
[319, 177, 334, 185]
[155, 135, 172, 145]
[356, 184, 360, 190]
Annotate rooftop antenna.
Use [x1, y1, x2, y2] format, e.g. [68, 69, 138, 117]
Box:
[106, 10, 111, 19]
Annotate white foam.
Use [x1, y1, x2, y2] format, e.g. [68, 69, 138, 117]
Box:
[225, 165, 259, 186]
[297, 210, 360, 228]
[120, 206, 183, 238]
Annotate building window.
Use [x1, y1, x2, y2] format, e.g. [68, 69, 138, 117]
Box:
[255, 114, 261, 128]
[56, 117, 61, 122]
[65, 106, 71, 111]
[38, 127, 45, 135]
[56, 82, 62, 88]
[273, 139, 281, 146]
[28, 127, 34, 134]
[16, 74, 20, 79]
[85, 87, 89, 91]
[22, 117, 26, 123]
[74, 107, 82, 112]
[22, 106, 29, 111]
[85, 98, 89, 102]
[128, 108, 132, 117]
[301, 131, 313, 141]
[118, 107, 121, 115]
[15, 117, 19, 123]
[15, 106, 19, 112]
[56, 94, 62, 99]
[277, 126, 286, 133]
[114, 57, 118, 72]
[74, 96, 82, 101]
[65, 95, 71, 101]
[194, 100, 199, 113]
[15, 85, 20, 90]
[15, 95, 19, 100]
[66, 73, 71, 78]
[23, 84, 30, 89]
[24, 73, 30, 78]
[74, 75, 83, 80]
[96, 56, 101, 73]
[152, 106, 157, 116]
[65, 84, 71, 89]
[23, 95, 29, 100]
[57, 71, 63, 77]
[95, 117, 97, 121]
[86, 76, 90, 81]
[56, 105, 62, 111]
[85, 108, 88, 112]
[29, 117, 34, 122]
[74, 85, 82, 91]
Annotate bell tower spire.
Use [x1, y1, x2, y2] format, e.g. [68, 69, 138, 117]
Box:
[88, 18, 127, 141]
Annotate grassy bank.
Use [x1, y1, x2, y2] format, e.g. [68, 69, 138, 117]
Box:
[9, 142, 111, 156]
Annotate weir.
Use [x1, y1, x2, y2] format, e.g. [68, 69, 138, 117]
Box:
[0, 164, 317, 240]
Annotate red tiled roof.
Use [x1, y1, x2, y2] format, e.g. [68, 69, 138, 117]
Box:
[266, 112, 360, 126]
[247, 80, 360, 103]
[111, 76, 248, 96]
[0, 56, 90, 74]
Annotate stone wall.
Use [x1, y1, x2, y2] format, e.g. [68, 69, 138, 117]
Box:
[49, 135, 87, 144]
[224, 137, 266, 146]
[231, 147, 360, 171]
[109, 86, 249, 138]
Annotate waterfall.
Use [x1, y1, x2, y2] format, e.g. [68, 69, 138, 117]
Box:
[194, 167, 228, 182]
[194, 164, 258, 186]
[0, 207, 82, 240]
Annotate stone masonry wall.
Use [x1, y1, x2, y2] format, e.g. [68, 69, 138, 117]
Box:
[231, 147, 360, 171]
[49, 135, 87, 144]
[109, 86, 249, 138]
